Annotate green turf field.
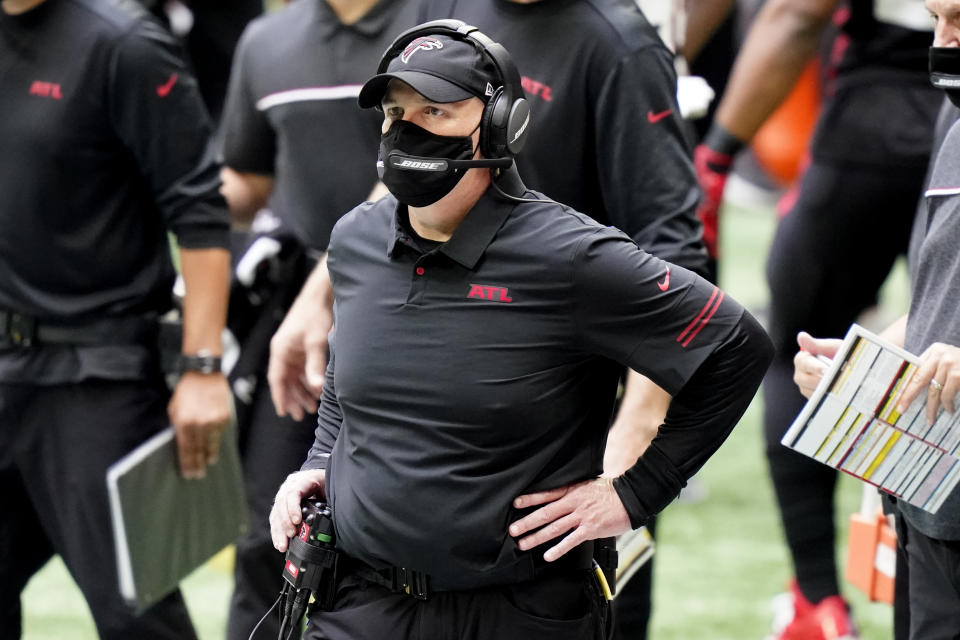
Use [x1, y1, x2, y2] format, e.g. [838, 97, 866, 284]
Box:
[22, 196, 906, 639]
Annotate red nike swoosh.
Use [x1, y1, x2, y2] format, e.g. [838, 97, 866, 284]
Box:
[647, 109, 673, 124]
[657, 266, 670, 292]
[156, 73, 179, 98]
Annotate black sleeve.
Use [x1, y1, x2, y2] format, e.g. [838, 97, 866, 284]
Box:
[220, 22, 277, 175]
[594, 45, 708, 277]
[574, 227, 742, 393]
[613, 311, 773, 527]
[301, 329, 343, 471]
[570, 226, 773, 527]
[108, 17, 230, 249]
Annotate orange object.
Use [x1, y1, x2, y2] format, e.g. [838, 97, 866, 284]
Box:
[751, 59, 822, 187]
[845, 509, 896, 605]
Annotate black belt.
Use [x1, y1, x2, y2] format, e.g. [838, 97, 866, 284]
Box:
[347, 559, 433, 600]
[344, 540, 603, 602]
[0, 310, 156, 347]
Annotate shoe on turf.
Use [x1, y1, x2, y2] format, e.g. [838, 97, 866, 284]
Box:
[766, 582, 858, 640]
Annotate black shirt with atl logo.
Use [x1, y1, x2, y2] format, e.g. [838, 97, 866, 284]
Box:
[0, 0, 229, 382]
[302, 187, 772, 591]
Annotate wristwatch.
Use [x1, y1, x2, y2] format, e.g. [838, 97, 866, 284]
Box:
[178, 350, 222, 375]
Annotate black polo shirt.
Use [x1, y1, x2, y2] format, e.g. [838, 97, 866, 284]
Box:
[0, 0, 229, 384]
[302, 186, 772, 590]
[220, 0, 420, 252]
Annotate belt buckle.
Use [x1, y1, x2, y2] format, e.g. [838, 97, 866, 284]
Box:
[3, 312, 36, 347]
[398, 567, 430, 601]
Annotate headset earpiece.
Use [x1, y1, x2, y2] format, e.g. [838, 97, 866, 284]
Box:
[480, 87, 504, 159]
[480, 86, 530, 159]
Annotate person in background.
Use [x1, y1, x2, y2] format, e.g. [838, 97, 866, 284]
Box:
[0, 0, 232, 637]
[794, 3, 960, 636]
[694, 0, 942, 636]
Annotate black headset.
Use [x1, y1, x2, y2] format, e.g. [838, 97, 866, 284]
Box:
[376, 19, 531, 160]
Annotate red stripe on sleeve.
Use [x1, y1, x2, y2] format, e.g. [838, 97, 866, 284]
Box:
[677, 287, 719, 342]
[681, 290, 725, 348]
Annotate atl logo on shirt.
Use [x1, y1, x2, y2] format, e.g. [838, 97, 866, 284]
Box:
[467, 284, 513, 303]
[29, 81, 62, 100]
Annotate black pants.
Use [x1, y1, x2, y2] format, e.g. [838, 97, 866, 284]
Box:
[303, 567, 610, 640]
[762, 77, 940, 603]
[226, 378, 318, 640]
[895, 514, 960, 640]
[0, 379, 197, 639]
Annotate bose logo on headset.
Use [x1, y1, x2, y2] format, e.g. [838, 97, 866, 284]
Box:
[377, 19, 532, 161]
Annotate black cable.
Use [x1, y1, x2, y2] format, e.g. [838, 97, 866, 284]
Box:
[283, 588, 313, 640]
[277, 582, 294, 640]
[247, 587, 284, 640]
[490, 178, 553, 205]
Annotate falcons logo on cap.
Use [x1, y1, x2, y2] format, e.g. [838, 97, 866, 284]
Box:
[401, 37, 443, 63]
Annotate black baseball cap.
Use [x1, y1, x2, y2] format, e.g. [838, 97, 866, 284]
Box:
[358, 35, 500, 109]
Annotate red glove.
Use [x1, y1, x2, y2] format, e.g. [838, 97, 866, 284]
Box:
[693, 125, 744, 259]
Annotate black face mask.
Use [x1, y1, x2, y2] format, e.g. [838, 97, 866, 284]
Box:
[930, 47, 960, 109]
[377, 120, 478, 207]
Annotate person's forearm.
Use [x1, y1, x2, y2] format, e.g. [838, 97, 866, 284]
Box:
[220, 166, 274, 227]
[603, 370, 671, 476]
[293, 254, 334, 317]
[613, 311, 773, 527]
[714, 0, 835, 142]
[880, 313, 909, 348]
[683, 0, 738, 63]
[179, 247, 230, 355]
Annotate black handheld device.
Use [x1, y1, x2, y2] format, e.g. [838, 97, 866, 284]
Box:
[277, 500, 338, 640]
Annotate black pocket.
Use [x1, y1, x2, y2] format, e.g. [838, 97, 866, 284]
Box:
[495, 572, 596, 637]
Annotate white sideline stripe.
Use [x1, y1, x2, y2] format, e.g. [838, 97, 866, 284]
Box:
[256, 86, 363, 111]
[925, 187, 960, 197]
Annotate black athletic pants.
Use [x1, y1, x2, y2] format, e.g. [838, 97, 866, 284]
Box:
[763, 136, 931, 603]
[0, 378, 197, 639]
[302, 565, 611, 640]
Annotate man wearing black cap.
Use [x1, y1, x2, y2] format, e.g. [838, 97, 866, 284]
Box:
[268, 22, 773, 640]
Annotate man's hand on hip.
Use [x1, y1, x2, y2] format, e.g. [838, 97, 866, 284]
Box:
[508, 477, 631, 562]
